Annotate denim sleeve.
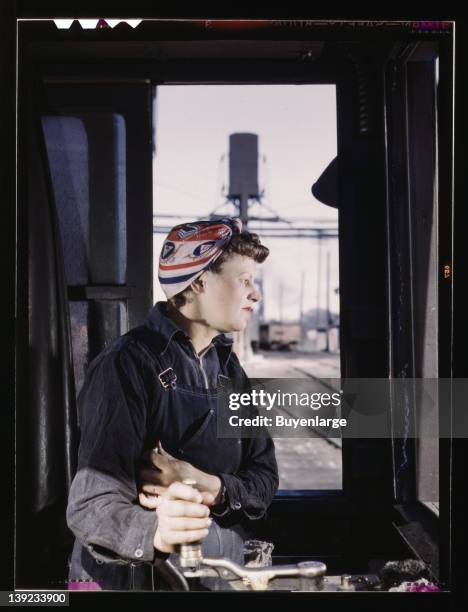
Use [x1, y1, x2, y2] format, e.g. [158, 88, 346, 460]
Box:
[66, 344, 167, 565]
[67, 467, 164, 564]
[219, 436, 279, 520]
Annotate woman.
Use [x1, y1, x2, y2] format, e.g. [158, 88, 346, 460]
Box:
[66, 217, 278, 590]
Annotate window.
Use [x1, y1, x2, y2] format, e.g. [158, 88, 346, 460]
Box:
[152, 84, 341, 490]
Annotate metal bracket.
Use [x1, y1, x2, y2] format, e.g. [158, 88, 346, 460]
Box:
[158, 367, 177, 390]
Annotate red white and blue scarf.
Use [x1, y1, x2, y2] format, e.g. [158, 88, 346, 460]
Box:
[158, 217, 243, 299]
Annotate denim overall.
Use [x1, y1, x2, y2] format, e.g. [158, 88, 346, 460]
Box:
[68, 324, 248, 591]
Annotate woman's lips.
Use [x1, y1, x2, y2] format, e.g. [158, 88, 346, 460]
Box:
[242, 307, 253, 312]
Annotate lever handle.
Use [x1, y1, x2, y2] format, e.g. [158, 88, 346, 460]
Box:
[179, 478, 204, 569]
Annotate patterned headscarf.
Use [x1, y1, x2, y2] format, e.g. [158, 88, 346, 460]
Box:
[158, 216, 243, 299]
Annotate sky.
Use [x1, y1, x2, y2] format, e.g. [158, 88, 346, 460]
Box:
[152, 84, 339, 322]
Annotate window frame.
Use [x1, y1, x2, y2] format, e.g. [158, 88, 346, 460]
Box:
[20, 21, 455, 582]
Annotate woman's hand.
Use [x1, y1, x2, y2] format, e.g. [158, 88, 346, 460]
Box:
[138, 443, 190, 509]
[153, 481, 215, 553]
[138, 443, 223, 510]
[140, 444, 192, 486]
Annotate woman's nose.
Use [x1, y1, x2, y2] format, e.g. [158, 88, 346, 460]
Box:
[249, 285, 261, 302]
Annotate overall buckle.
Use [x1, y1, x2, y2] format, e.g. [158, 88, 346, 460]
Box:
[158, 367, 177, 390]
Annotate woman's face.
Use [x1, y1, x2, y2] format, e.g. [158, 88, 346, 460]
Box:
[198, 254, 261, 333]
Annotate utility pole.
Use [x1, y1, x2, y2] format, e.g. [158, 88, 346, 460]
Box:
[258, 268, 265, 322]
[279, 282, 284, 322]
[299, 268, 305, 336]
[325, 250, 330, 352]
[315, 235, 322, 330]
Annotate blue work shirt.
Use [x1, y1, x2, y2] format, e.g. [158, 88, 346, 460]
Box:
[66, 301, 278, 590]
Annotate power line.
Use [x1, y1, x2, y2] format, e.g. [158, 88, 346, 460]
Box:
[153, 225, 338, 238]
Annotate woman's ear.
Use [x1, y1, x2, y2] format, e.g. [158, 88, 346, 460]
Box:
[191, 274, 206, 295]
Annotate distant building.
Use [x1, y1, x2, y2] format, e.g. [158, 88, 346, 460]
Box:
[258, 322, 302, 351]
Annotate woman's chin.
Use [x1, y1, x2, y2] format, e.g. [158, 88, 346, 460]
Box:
[216, 314, 249, 333]
[233, 319, 248, 332]
[214, 321, 244, 333]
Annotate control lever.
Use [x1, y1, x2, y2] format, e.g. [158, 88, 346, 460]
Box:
[175, 479, 327, 591]
[184, 558, 327, 591]
[179, 478, 204, 570]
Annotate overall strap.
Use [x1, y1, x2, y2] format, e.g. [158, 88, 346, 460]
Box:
[126, 327, 177, 391]
[124, 327, 174, 445]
